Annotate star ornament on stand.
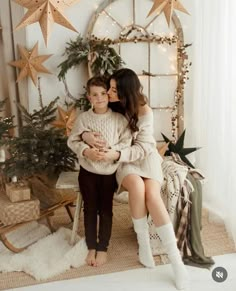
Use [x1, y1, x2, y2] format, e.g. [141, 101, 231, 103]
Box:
[161, 130, 200, 168]
[13, 0, 80, 46]
[9, 42, 52, 86]
[147, 0, 190, 26]
[51, 106, 77, 136]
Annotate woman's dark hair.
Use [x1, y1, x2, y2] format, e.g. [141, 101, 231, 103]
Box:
[86, 76, 108, 94]
[108, 68, 147, 132]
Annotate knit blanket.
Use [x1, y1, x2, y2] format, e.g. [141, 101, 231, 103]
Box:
[148, 157, 192, 255]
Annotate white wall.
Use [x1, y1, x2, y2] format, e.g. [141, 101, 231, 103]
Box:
[24, 0, 194, 142]
[26, 0, 104, 111]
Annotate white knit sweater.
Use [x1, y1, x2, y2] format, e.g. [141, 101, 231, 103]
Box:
[116, 111, 163, 191]
[67, 108, 131, 175]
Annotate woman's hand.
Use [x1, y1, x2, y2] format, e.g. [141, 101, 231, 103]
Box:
[83, 148, 105, 161]
[102, 149, 120, 162]
[82, 132, 107, 149]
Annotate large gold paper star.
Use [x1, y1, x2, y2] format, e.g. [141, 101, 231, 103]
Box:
[147, 0, 189, 26]
[13, 0, 80, 45]
[51, 106, 77, 136]
[9, 42, 52, 86]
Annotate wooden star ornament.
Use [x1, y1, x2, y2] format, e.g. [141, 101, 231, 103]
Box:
[13, 0, 80, 45]
[51, 106, 77, 136]
[161, 130, 200, 168]
[147, 0, 190, 26]
[9, 42, 52, 86]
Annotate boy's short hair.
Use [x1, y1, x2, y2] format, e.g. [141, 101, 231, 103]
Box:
[86, 76, 108, 94]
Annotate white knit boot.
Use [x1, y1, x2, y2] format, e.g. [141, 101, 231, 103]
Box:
[132, 217, 155, 268]
[156, 223, 189, 290]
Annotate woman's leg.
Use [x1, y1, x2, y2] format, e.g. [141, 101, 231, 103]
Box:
[143, 179, 170, 226]
[144, 179, 189, 290]
[122, 174, 155, 268]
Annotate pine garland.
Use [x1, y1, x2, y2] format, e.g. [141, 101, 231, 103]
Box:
[58, 35, 124, 80]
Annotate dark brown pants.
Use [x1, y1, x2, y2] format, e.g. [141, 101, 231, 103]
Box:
[79, 167, 117, 251]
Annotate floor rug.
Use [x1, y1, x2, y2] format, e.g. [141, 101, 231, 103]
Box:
[0, 203, 235, 290]
[0, 223, 88, 281]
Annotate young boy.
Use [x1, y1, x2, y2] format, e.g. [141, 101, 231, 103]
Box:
[67, 76, 131, 267]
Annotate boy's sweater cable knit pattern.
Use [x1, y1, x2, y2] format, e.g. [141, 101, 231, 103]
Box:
[68, 108, 132, 175]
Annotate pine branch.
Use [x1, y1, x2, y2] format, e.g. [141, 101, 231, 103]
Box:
[37, 77, 44, 108]
[19, 97, 59, 129]
[58, 35, 89, 80]
[0, 100, 15, 142]
[58, 35, 124, 79]
[63, 78, 77, 101]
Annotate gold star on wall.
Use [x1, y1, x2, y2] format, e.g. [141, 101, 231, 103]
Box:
[147, 0, 190, 26]
[9, 42, 52, 86]
[51, 106, 77, 136]
[13, 0, 80, 45]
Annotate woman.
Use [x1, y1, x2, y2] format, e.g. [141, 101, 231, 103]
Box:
[82, 68, 188, 290]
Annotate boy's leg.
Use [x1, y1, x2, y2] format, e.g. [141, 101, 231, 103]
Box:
[79, 167, 99, 265]
[96, 173, 116, 265]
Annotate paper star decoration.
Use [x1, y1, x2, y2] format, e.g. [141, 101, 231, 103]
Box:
[147, 0, 190, 26]
[161, 130, 200, 168]
[51, 106, 77, 136]
[9, 42, 52, 86]
[13, 0, 79, 45]
[158, 142, 169, 158]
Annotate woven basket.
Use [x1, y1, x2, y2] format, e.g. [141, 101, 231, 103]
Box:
[0, 192, 40, 226]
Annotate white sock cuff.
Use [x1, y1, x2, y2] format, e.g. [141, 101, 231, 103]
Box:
[132, 216, 148, 232]
[155, 222, 176, 243]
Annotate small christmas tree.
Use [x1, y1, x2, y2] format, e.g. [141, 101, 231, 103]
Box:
[0, 100, 15, 189]
[2, 81, 77, 181]
[0, 100, 14, 145]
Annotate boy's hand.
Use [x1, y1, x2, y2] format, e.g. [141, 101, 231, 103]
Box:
[83, 148, 105, 161]
[102, 149, 120, 162]
[82, 132, 107, 149]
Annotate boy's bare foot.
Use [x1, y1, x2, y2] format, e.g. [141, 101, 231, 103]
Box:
[86, 249, 96, 266]
[95, 251, 108, 266]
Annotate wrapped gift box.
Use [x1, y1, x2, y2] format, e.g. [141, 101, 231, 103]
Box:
[0, 193, 40, 226]
[5, 182, 31, 202]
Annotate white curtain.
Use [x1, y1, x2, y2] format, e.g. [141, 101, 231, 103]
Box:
[191, 0, 236, 245]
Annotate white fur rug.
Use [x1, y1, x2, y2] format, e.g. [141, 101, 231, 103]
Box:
[0, 222, 88, 280]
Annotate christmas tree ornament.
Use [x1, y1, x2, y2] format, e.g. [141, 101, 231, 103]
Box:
[9, 42, 52, 86]
[51, 106, 77, 136]
[147, 0, 189, 26]
[13, 0, 79, 45]
[161, 130, 199, 168]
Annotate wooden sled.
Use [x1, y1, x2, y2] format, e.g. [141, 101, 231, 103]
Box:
[0, 191, 77, 253]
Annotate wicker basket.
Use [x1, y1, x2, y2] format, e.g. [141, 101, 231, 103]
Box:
[0, 192, 40, 226]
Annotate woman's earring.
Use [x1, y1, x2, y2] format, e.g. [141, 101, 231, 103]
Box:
[90, 103, 94, 110]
